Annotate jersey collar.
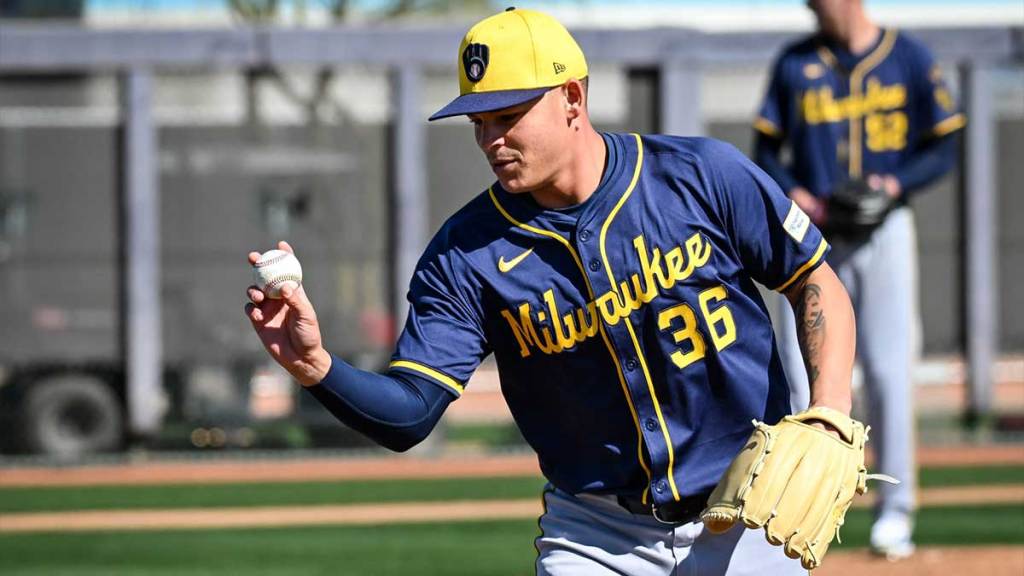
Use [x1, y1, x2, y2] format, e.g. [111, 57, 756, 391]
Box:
[489, 131, 635, 233]
[816, 27, 893, 75]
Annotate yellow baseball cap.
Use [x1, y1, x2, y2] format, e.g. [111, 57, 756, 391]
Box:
[428, 7, 588, 121]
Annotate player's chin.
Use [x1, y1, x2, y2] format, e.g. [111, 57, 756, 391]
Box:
[492, 164, 525, 188]
[494, 172, 532, 194]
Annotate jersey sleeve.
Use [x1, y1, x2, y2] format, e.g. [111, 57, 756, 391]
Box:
[389, 231, 489, 397]
[754, 55, 788, 140]
[908, 39, 966, 138]
[701, 140, 829, 291]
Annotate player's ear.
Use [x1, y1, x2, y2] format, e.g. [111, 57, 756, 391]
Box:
[563, 79, 585, 120]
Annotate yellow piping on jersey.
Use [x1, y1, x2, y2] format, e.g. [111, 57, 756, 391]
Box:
[816, 45, 840, 72]
[488, 186, 655, 503]
[599, 133, 682, 502]
[848, 28, 898, 178]
[389, 360, 465, 395]
[932, 113, 966, 137]
[753, 117, 783, 138]
[774, 238, 829, 293]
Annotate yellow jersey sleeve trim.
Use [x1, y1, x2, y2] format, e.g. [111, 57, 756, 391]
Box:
[932, 113, 966, 137]
[774, 238, 829, 293]
[388, 360, 464, 395]
[753, 117, 783, 138]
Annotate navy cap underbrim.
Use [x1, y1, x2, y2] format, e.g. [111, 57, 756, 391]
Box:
[428, 87, 552, 121]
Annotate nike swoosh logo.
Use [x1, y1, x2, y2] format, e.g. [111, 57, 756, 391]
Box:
[498, 248, 534, 273]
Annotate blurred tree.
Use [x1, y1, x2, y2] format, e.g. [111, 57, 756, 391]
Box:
[228, 0, 494, 126]
[0, 0, 83, 19]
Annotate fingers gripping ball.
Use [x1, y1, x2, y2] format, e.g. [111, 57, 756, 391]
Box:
[253, 249, 303, 299]
[700, 407, 896, 571]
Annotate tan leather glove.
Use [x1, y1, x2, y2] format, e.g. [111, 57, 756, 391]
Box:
[700, 407, 896, 570]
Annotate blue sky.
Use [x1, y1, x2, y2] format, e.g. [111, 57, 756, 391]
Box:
[87, 0, 1021, 9]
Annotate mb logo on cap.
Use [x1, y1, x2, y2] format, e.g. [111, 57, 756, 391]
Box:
[429, 7, 589, 121]
[463, 43, 490, 83]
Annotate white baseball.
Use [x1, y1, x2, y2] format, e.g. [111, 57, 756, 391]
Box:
[253, 249, 303, 299]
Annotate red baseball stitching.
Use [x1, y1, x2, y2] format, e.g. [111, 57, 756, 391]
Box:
[266, 274, 302, 290]
[255, 253, 291, 268]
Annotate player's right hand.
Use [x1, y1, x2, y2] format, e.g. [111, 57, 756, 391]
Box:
[245, 241, 332, 386]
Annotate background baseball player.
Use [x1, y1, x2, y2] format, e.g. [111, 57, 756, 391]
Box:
[753, 0, 965, 560]
[247, 8, 879, 575]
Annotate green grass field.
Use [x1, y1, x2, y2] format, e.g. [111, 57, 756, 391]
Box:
[0, 521, 541, 576]
[1, 464, 1021, 575]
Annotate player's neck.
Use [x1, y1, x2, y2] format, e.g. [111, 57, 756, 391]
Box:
[842, 16, 880, 55]
[528, 127, 607, 210]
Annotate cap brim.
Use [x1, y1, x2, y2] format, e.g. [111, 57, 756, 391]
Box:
[428, 87, 551, 121]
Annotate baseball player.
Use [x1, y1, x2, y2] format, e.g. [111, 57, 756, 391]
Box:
[247, 8, 881, 575]
[753, 0, 964, 560]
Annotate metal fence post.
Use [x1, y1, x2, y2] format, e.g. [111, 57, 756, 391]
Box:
[961, 62, 997, 420]
[389, 63, 440, 452]
[659, 60, 703, 138]
[390, 64, 428, 337]
[122, 67, 163, 439]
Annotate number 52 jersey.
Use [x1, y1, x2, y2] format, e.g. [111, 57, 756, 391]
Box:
[755, 28, 966, 195]
[390, 133, 829, 509]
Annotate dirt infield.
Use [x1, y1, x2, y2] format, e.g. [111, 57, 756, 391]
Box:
[2, 443, 1022, 487]
[1, 484, 1021, 534]
[821, 547, 1024, 576]
[0, 453, 542, 487]
[0, 499, 543, 533]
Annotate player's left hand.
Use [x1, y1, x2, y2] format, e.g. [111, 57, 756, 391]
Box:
[245, 241, 332, 386]
[700, 407, 897, 570]
[826, 178, 896, 236]
[866, 173, 901, 199]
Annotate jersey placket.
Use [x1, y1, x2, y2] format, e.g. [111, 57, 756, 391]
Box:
[573, 227, 678, 505]
[575, 135, 682, 506]
[487, 185, 659, 501]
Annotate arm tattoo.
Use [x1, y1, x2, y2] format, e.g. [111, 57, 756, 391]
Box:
[795, 283, 825, 384]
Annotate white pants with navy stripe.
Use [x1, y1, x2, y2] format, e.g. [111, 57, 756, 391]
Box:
[535, 487, 807, 576]
[777, 206, 918, 518]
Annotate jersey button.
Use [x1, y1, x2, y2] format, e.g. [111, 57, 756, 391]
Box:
[579, 229, 591, 242]
[588, 259, 601, 271]
[625, 358, 638, 371]
[655, 481, 667, 494]
[644, 418, 658, 431]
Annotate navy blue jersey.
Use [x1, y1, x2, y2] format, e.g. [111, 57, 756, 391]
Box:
[756, 29, 965, 197]
[389, 133, 828, 507]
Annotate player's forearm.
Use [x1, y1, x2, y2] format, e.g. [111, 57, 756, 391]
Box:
[306, 354, 454, 451]
[784, 263, 855, 415]
[892, 132, 958, 196]
[753, 132, 800, 195]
